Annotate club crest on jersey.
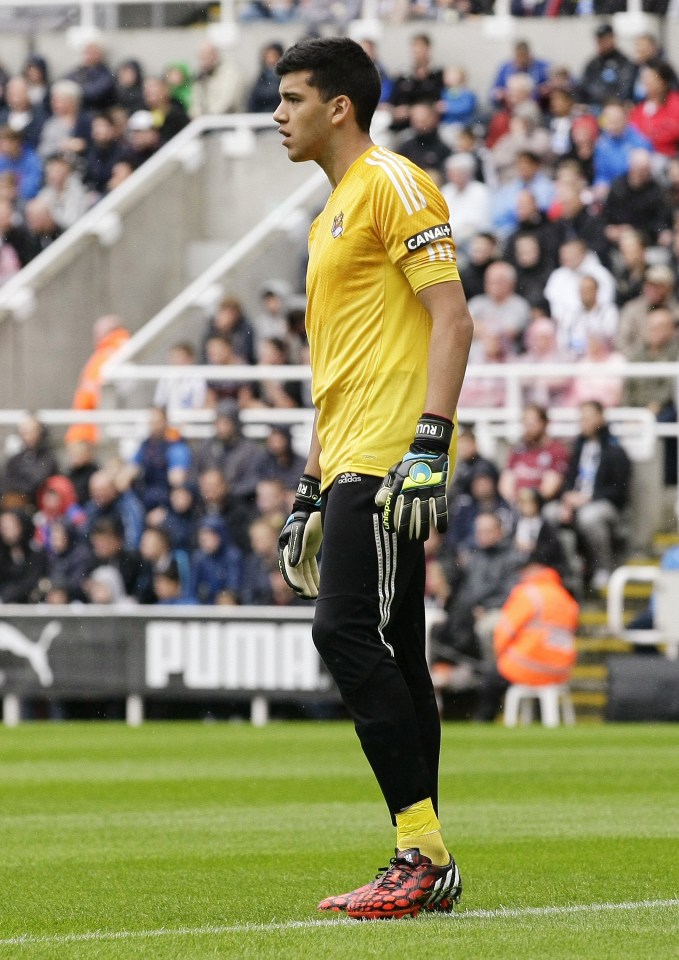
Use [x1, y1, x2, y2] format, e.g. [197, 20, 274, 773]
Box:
[404, 222, 452, 252]
[331, 211, 344, 238]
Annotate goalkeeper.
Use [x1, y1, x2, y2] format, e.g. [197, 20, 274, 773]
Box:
[275, 37, 473, 920]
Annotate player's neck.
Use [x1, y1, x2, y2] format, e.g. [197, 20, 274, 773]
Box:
[318, 133, 374, 189]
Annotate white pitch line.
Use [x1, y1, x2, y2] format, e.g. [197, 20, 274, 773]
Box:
[0, 899, 677, 948]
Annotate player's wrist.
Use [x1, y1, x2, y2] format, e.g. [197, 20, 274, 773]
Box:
[410, 414, 453, 455]
[292, 474, 322, 511]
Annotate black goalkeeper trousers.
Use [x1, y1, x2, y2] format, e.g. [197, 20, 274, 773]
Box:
[313, 473, 441, 818]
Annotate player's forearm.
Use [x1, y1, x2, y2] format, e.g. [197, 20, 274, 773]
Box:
[304, 409, 322, 481]
[418, 281, 474, 420]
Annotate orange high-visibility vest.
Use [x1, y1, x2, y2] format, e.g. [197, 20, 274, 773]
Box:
[493, 567, 579, 686]
[65, 327, 131, 444]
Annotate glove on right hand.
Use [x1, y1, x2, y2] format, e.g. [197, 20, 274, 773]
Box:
[278, 474, 323, 599]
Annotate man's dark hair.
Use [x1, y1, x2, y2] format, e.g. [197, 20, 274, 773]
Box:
[276, 37, 380, 133]
[90, 517, 124, 539]
[524, 403, 548, 425]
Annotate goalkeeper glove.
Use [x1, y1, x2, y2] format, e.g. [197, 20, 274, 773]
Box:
[375, 413, 453, 541]
[278, 474, 323, 599]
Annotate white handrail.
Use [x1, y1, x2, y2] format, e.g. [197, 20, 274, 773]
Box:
[607, 565, 679, 659]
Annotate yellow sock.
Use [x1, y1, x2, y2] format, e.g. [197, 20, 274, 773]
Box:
[395, 798, 450, 866]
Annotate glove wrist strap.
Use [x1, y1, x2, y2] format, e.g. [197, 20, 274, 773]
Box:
[411, 414, 453, 454]
[293, 473, 322, 510]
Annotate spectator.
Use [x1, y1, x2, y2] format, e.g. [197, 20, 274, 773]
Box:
[604, 149, 672, 248]
[153, 563, 197, 605]
[458, 331, 511, 409]
[504, 190, 558, 273]
[139, 524, 190, 596]
[593, 101, 652, 191]
[86, 515, 154, 603]
[147, 484, 196, 553]
[241, 516, 280, 604]
[65, 439, 100, 506]
[389, 33, 444, 132]
[545, 400, 631, 589]
[396, 101, 451, 178]
[201, 295, 257, 365]
[67, 38, 116, 111]
[0, 509, 47, 603]
[83, 564, 136, 606]
[143, 77, 189, 145]
[564, 331, 625, 410]
[204, 334, 250, 407]
[195, 467, 252, 554]
[83, 469, 146, 550]
[490, 40, 550, 108]
[2, 414, 59, 508]
[246, 42, 284, 113]
[33, 475, 84, 550]
[240, 337, 302, 410]
[562, 113, 599, 185]
[440, 512, 523, 666]
[164, 62, 192, 113]
[190, 515, 243, 604]
[622, 306, 679, 485]
[512, 234, 555, 308]
[631, 33, 678, 102]
[441, 153, 491, 253]
[628, 60, 679, 158]
[459, 232, 499, 300]
[115, 60, 145, 115]
[253, 281, 289, 340]
[0, 75, 48, 150]
[0, 230, 20, 285]
[189, 40, 245, 118]
[65, 314, 131, 445]
[106, 157, 134, 192]
[547, 87, 576, 158]
[128, 407, 192, 512]
[519, 317, 572, 406]
[153, 341, 207, 415]
[253, 477, 289, 529]
[0, 195, 38, 267]
[0, 127, 42, 201]
[259, 425, 305, 491]
[545, 239, 616, 324]
[23, 197, 61, 253]
[22, 55, 50, 111]
[491, 102, 551, 185]
[613, 227, 648, 307]
[468, 260, 531, 351]
[499, 403, 570, 506]
[491, 150, 555, 239]
[486, 73, 536, 151]
[124, 110, 160, 168]
[83, 111, 126, 197]
[551, 181, 610, 267]
[449, 461, 515, 548]
[44, 518, 92, 602]
[356, 38, 393, 107]
[579, 23, 635, 110]
[192, 399, 267, 502]
[558, 274, 619, 357]
[38, 79, 90, 160]
[474, 539, 579, 723]
[448, 425, 498, 500]
[616, 264, 679, 357]
[37, 152, 89, 231]
[438, 65, 477, 129]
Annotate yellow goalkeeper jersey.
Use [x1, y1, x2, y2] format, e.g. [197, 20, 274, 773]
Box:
[306, 145, 460, 491]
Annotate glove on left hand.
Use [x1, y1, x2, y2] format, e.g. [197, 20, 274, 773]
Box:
[375, 414, 453, 541]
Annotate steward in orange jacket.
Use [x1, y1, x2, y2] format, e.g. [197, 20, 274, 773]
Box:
[494, 566, 579, 686]
[65, 316, 131, 445]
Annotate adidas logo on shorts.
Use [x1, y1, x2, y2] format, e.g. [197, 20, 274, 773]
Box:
[337, 472, 362, 484]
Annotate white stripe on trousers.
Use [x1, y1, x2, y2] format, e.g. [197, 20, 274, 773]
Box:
[372, 513, 398, 656]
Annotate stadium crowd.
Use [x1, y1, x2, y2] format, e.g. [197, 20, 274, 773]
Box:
[0, 25, 677, 681]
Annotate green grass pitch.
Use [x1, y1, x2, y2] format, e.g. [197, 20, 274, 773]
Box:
[0, 721, 677, 959]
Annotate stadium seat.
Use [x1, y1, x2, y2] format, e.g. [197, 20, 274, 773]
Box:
[503, 683, 576, 728]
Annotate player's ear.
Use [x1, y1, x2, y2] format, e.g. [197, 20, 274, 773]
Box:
[331, 96, 351, 125]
